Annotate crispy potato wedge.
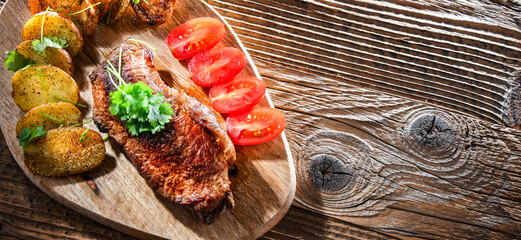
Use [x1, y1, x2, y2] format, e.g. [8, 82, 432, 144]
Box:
[24, 127, 105, 177]
[12, 65, 79, 112]
[16, 40, 74, 76]
[28, 0, 99, 36]
[131, 0, 176, 25]
[22, 11, 83, 57]
[105, 0, 129, 24]
[92, 0, 112, 18]
[15, 102, 82, 136]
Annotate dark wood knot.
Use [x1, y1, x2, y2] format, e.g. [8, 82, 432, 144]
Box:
[308, 154, 352, 194]
[409, 114, 456, 149]
[296, 131, 396, 216]
[405, 112, 459, 160]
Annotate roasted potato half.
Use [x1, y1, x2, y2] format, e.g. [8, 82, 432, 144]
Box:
[131, 0, 176, 25]
[28, 0, 99, 36]
[24, 127, 105, 177]
[16, 40, 74, 76]
[12, 65, 79, 112]
[105, 0, 129, 24]
[22, 11, 83, 57]
[16, 102, 82, 136]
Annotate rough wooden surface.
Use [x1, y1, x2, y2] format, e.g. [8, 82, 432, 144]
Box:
[3, 0, 521, 239]
[0, 0, 295, 239]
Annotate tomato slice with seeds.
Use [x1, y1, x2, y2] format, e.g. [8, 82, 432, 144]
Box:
[166, 17, 225, 60]
[209, 76, 266, 114]
[226, 107, 285, 145]
[189, 47, 246, 87]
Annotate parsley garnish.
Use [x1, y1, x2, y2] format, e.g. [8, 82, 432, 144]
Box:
[109, 82, 174, 136]
[32, 36, 68, 58]
[31, 7, 69, 58]
[105, 49, 173, 136]
[132, 0, 149, 4]
[4, 50, 35, 72]
[18, 126, 47, 151]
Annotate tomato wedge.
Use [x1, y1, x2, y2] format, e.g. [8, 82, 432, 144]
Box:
[209, 76, 266, 114]
[166, 17, 225, 60]
[189, 47, 246, 87]
[226, 107, 285, 145]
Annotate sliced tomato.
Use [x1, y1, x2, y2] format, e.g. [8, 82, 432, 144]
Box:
[226, 107, 285, 145]
[189, 47, 246, 87]
[209, 76, 266, 114]
[166, 17, 225, 60]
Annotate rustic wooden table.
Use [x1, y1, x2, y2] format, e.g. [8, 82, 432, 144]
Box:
[2, 0, 521, 239]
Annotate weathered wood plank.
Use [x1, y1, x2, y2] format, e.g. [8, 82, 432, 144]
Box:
[252, 59, 521, 239]
[208, 0, 521, 127]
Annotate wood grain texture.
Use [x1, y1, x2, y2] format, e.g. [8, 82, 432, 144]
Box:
[0, 0, 295, 239]
[208, 0, 521, 127]
[257, 60, 521, 239]
[4, 0, 521, 239]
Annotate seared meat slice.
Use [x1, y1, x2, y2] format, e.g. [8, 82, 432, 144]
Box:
[90, 41, 236, 223]
[131, 0, 176, 25]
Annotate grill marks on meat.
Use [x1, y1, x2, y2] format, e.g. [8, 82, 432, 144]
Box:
[131, 0, 176, 25]
[90, 41, 236, 223]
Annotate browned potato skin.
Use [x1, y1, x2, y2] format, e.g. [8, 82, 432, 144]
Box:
[28, 0, 99, 36]
[12, 65, 79, 112]
[24, 127, 105, 177]
[131, 0, 176, 25]
[16, 40, 74, 76]
[104, 0, 129, 24]
[91, 0, 113, 18]
[15, 102, 81, 135]
[22, 11, 83, 57]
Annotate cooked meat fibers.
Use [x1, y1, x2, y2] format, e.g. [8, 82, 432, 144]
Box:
[90, 41, 236, 223]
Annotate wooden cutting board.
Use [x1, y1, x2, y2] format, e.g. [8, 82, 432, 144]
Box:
[0, 0, 295, 239]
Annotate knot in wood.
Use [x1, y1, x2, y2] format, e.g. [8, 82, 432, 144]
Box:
[408, 114, 456, 150]
[308, 154, 352, 194]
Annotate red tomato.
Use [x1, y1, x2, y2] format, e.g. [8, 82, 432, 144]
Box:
[189, 47, 246, 87]
[209, 76, 266, 114]
[166, 17, 225, 60]
[226, 107, 285, 145]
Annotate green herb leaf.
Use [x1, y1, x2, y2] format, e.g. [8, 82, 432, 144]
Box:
[18, 126, 47, 150]
[132, 0, 149, 4]
[38, 110, 63, 123]
[36, 68, 48, 91]
[52, 97, 87, 108]
[80, 128, 89, 143]
[77, 0, 83, 5]
[70, 119, 93, 127]
[109, 81, 173, 136]
[32, 36, 68, 57]
[4, 50, 35, 72]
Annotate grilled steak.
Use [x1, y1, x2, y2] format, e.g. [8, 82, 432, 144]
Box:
[90, 41, 236, 223]
[131, 0, 176, 25]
